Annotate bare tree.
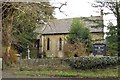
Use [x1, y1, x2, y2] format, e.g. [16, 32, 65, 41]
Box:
[92, 0, 120, 56]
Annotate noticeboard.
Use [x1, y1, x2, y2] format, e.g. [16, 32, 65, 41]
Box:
[92, 43, 106, 55]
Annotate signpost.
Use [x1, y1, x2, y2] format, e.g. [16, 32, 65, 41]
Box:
[92, 43, 106, 56]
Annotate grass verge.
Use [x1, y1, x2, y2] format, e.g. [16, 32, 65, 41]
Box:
[16, 66, 118, 78]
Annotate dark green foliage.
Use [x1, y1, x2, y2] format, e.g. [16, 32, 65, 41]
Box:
[106, 22, 118, 56]
[67, 18, 91, 44]
[64, 56, 119, 70]
[66, 18, 92, 53]
[93, 1, 120, 56]
[2, 2, 55, 54]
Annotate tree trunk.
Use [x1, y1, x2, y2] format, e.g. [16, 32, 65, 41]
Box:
[116, 3, 120, 56]
[7, 17, 13, 52]
[3, 15, 13, 65]
[117, 17, 120, 57]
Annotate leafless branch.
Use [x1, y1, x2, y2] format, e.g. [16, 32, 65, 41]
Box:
[52, 1, 68, 16]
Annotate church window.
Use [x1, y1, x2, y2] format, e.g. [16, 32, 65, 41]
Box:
[59, 38, 62, 50]
[47, 38, 50, 50]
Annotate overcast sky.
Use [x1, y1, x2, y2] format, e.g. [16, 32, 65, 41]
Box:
[50, 0, 117, 38]
[50, 0, 98, 18]
[50, 0, 117, 26]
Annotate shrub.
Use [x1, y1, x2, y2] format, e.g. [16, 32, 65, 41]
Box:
[3, 47, 18, 66]
[64, 56, 119, 70]
[63, 42, 88, 57]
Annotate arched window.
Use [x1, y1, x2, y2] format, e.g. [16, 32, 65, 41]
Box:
[59, 38, 62, 50]
[47, 38, 50, 50]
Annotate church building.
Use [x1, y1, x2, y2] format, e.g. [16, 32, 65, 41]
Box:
[35, 16, 104, 58]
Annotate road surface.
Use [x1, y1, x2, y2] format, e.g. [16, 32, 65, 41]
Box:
[0, 58, 2, 79]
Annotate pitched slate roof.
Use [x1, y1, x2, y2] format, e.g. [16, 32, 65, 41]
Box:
[36, 16, 104, 35]
[42, 19, 72, 34]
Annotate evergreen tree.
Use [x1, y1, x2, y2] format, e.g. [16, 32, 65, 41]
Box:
[2, 2, 55, 64]
[12, 2, 55, 54]
[67, 18, 91, 53]
[106, 22, 118, 56]
[92, 1, 120, 56]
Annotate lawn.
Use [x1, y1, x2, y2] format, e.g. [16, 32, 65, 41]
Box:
[16, 66, 118, 78]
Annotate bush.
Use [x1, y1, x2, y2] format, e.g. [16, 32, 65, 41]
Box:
[64, 56, 119, 70]
[3, 47, 18, 66]
[63, 42, 88, 57]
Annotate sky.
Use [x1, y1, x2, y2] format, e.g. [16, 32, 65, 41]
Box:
[50, 0, 117, 33]
[50, 0, 118, 39]
[51, 0, 99, 19]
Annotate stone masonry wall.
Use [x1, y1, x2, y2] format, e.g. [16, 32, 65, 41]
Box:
[19, 58, 71, 70]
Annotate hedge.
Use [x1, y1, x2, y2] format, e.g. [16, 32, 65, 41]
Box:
[64, 56, 120, 70]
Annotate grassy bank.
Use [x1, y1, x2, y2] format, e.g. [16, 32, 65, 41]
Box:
[16, 66, 118, 78]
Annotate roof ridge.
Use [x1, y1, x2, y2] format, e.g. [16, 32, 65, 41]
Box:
[48, 15, 102, 22]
